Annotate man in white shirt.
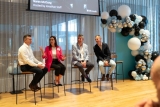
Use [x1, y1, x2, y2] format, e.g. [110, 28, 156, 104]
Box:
[72, 34, 94, 83]
[18, 34, 48, 91]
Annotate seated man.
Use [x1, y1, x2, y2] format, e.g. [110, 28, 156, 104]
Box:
[93, 35, 116, 81]
[72, 34, 94, 83]
[18, 34, 48, 91]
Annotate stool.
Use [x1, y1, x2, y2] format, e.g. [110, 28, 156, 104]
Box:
[115, 60, 124, 82]
[111, 53, 124, 82]
[70, 65, 91, 93]
[44, 68, 66, 97]
[97, 65, 113, 90]
[16, 71, 42, 105]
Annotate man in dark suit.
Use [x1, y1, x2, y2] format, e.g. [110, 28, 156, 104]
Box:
[93, 35, 116, 81]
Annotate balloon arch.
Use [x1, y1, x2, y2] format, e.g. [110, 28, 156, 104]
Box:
[100, 5, 159, 81]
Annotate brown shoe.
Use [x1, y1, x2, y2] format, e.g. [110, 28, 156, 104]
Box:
[36, 84, 41, 90]
[101, 74, 105, 81]
[106, 74, 109, 81]
[29, 84, 39, 92]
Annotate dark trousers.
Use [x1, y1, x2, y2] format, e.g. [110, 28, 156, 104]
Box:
[20, 64, 48, 85]
[74, 61, 94, 77]
[50, 59, 66, 76]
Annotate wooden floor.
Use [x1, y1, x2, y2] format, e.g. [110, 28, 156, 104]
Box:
[0, 80, 157, 107]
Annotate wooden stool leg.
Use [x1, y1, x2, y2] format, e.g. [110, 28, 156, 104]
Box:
[44, 75, 45, 96]
[32, 74, 36, 105]
[52, 70, 54, 98]
[39, 82, 42, 101]
[122, 63, 124, 82]
[70, 67, 72, 91]
[63, 76, 66, 96]
[79, 71, 81, 93]
[25, 74, 27, 99]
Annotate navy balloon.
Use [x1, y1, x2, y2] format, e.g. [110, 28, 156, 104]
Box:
[129, 14, 136, 21]
[138, 21, 146, 29]
[141, 15, 148, 24]
[116, 15, 122, 20]
[109, 9, 118, 17]
[101, 19, 107, 24]
[151, 51, 159, 61]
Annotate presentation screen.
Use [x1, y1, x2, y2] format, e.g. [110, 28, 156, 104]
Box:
[28, 0, 100, 16]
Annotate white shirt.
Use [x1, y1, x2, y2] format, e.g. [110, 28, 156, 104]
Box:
[18, 43, 42, 66]
[52, 47, 57, 59]
[79, 45, 84, 60]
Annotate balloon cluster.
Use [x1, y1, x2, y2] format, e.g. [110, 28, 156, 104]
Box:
[100, 5, 160, 81]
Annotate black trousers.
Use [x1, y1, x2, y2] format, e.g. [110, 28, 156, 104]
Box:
[50, 59, 66, 76]
[20, 64, 48, 85]
[74, 61, 94, 77]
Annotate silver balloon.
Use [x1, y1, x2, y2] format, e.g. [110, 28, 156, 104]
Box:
[125, 16, 130, 20]
[127, 23, 132, 28]
[112, 19, 116, 24]
[137, 61, 142, 67]
[126, 19, 130, 23]
[118, 22, 123, 28]
[136, 65, 139, 69]
[144, 50, 149, 55]
[113, 23, 117, 27]
[141, 66, 146, 71]
[141, 38, 146, 42]
[123, 22, 127, 27]
[109, 24, 113, 28]
[148, 54, 152, 59]
[142, 33, 146, 37]
[143, 36, 148, 41]
[144, 55, 148, 59]
[142, 62, 146, 66]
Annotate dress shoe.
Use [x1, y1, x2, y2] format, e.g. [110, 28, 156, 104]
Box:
[29, 84, 39, 92]
[101, 74, 105, 81]
[36, 84, 41, 90]
[58, 84, 62, 86]
[106, 74, 109, 81]
[54, 81, 59, 86]
[86, 77, 92, 83]
[81, 75, 85, 82]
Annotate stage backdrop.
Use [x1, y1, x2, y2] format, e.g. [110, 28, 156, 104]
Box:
[116, 32, 135, 79]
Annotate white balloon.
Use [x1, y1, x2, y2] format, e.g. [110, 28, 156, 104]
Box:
[101, 11, 109, 19]
[143, 75, 148, 80]
[131, 50, 139, 56]
[118, 5, 131, 18]
[128, 37, 141, 50]
[139, 29, 145, 34]
[144, 30, 150, 36]
[144, 43, 152, 50]
[131, 71, 137, 77]
[135, 16, 142, 25]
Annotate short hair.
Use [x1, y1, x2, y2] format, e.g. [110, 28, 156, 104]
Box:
[23, 34, 31, 41]
[78, 34, 84, 38]
[95, 35, 101, 38]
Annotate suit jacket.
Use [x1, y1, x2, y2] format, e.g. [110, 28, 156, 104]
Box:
[42, 46, 64, 72]
[72, 43, 89, 65]
[93, 42, 111, 63]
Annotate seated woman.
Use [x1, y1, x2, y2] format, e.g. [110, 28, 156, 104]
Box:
[40, 36, 66, 86]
